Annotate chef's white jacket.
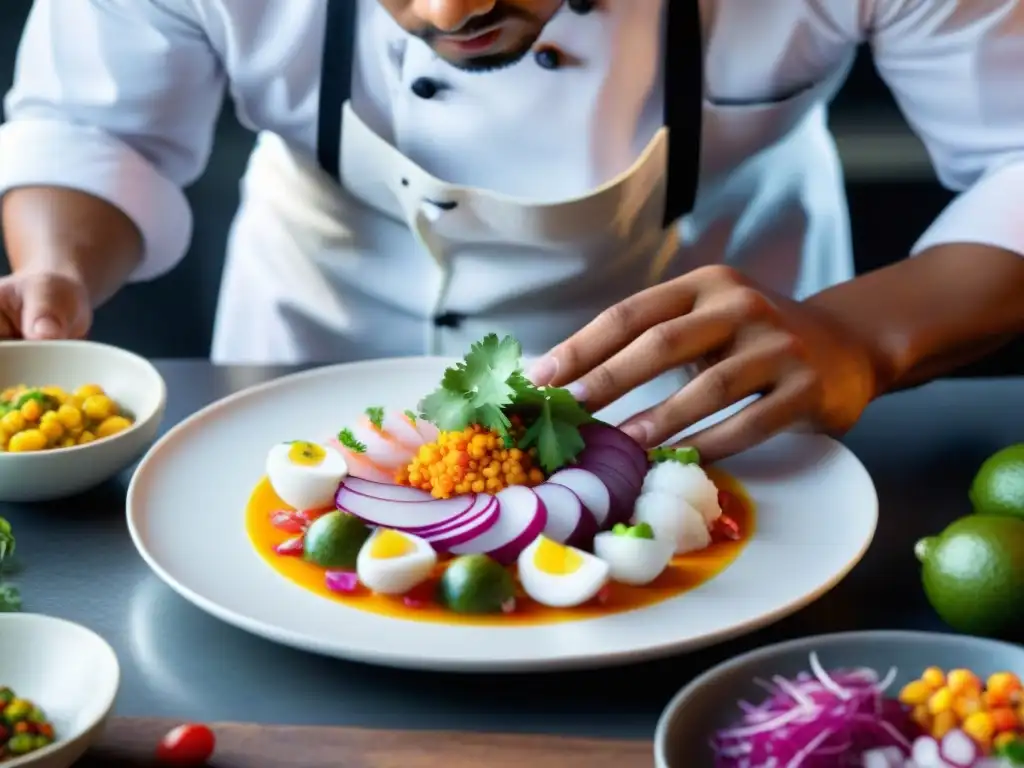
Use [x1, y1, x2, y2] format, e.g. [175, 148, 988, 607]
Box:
[1, 0, 1023, 370]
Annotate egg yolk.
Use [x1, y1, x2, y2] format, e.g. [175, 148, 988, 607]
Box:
[370, 530, 415, 559]
[288, 441, 326, 466]
[533, 537, 583, 575]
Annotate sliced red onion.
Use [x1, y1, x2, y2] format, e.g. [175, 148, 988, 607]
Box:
[325, 570, 359, 593]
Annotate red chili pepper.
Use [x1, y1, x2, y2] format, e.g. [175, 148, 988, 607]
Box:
[273, 536, 305, 556]
[156, 724, 215, 766]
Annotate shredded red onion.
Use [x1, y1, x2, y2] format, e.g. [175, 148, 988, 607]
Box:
[711, 654, 920, 767]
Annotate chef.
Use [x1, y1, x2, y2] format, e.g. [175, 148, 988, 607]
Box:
[1, 0, 1023, 460]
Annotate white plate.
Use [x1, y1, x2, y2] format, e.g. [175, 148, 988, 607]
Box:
[126, 357, 878, 673]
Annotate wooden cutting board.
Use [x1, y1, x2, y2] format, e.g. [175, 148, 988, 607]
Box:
[77, 718, 652, 767]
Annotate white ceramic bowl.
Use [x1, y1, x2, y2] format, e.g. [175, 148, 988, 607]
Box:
[0, 614, 120, 768]
[0, 341, 166, 502]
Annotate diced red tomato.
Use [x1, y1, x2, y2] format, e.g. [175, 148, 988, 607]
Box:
[401, 580, 436, 609]
[269, 510, 307, 533]
[711, 514, 742, 542]
[156, 723, 215, 766]
[273, 536, 305, 556]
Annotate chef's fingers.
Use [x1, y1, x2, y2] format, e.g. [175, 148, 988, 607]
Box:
[669, 372, 817, 463]
[617, 337, 793, 447]
[19, 279, 68, 340]
[0, 312, 14, 339]
[566, 306, 739, 413]
[528, 280, 698, 387]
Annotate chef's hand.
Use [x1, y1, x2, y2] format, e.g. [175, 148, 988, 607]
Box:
[0, 271, 92, 340]
[528, 265, 882, 463]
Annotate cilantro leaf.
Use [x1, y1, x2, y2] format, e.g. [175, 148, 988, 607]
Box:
[461, 334, 520, 408]
[649, 446, 701, 466]
[418, 387, 475, 431]
[0, 583, 20, 613]
[0, 517, 14, 565]
[336, 428, 367, 454]
[403, 409, 418, 425]
[364, 406, 385, 430]
[520, 399, 587, 473]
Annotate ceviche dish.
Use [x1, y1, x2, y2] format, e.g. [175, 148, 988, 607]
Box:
[711, 656, 1024, 767]
[245, 334, 754, 624]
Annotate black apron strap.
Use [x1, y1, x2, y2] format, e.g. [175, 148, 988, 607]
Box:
[316, 0, 357, 183]
[661, 0, 704, 228]
[316, 0, 703, 227]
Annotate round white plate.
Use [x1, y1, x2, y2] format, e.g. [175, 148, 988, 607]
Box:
[127, 358, 878, 673]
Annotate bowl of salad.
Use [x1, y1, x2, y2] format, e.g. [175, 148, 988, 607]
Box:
[0, 614, 120, 767]
[0, 340, 166, 502]
[654, 630, 1024, 768]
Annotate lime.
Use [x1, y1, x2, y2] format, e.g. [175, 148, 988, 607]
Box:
[303, 511, 371, 569]
[969, 443, 1024, 520]
[915, 514, 1024, 638]
[437, 554, 515, 614]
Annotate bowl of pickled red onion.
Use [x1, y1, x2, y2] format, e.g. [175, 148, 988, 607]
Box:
[654, 630, 1024, 768]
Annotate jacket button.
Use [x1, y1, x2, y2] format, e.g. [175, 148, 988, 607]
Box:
[433, 312, 464, 329]
[568, 0, 596, 13]
[534, 46, 561, 70]
[411, 77, 440, 99]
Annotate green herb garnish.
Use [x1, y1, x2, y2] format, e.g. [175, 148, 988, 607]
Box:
[648, 446, 701, 466]
[996, 738, 1024, 764]
[365, 406, 385, 431]
[0, 518, 20, 613]
[13, 389, 48, 409]
[337, 428, 367, 454]
[403, 409, 418, 426]
[417, 334, 594, 473]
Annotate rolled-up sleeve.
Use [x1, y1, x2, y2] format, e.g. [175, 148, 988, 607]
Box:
[869, 0, 1024, 257]
[0, 0, 226, 281]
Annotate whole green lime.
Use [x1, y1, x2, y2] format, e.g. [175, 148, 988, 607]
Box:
[915, 514, 1024, 638]
[969, 443, 1024, 520]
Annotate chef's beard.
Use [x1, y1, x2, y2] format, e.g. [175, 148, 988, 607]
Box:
[414, 3, 543, 72]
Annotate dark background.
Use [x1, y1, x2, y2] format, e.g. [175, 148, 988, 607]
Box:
[0, 2, 1020, 372]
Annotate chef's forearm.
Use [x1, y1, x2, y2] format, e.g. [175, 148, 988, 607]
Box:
[2, 187, 142, 306]
[806, 243, 1024, 394]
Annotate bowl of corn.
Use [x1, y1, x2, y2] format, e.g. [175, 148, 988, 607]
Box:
[0, 341, 166, 502]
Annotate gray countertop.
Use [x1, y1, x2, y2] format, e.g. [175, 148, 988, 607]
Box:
[1, 363, 1021, 738]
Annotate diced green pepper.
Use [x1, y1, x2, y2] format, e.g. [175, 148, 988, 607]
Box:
[7, 733, 36, 755]
[611, 522, 656, 540]
[648, 446, 701, 466]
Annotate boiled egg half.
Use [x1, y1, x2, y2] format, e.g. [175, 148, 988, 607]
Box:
[356, 528, 437, 595]
[517, 536, 609, 608]
[593, 523, 674, 586]
[266, 440, 348, 510]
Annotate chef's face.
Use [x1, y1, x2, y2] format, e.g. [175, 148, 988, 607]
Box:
[379, 0, 563, 71]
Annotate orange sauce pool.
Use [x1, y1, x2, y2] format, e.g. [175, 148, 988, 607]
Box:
[245, 468, 755, 626]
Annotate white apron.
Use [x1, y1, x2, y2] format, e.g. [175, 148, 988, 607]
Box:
[212, 2, 853, 418]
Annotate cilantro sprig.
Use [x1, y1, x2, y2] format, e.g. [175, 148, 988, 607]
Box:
[0, 518, 21, 613]
[648, 446, 701, 466]
[417, 334, 594, 473]
[336, 428, 367, 454]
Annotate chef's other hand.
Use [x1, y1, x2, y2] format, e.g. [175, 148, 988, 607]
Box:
[528, 265, 881, 463]
[0, 271, 92, 341]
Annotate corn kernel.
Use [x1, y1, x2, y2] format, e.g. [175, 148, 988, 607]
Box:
[18, 399, 41, 423]
[962, 711, 995, 746]
[0, 411, 24, 434]
[82, 395, 115, 422]
[56, 404, 83, 430]
[38, 417, 63, 442]
[922, 667, 946, 689]
[77, 431, 96, 445]
[947, 669, 982, 695]
[910, 704, 931, 730]
[8, 430, 47, 453]
[987, 672, 1022, 703]
[74, 384, 104, 399]
[931, 710, 957, 739]
[96, 416, 132, 439]
[927, 686, 954, 715]
[953, 694, 983, 720]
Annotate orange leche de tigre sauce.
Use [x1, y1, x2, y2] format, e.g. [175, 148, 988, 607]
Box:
[245, 468, 755, 626]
